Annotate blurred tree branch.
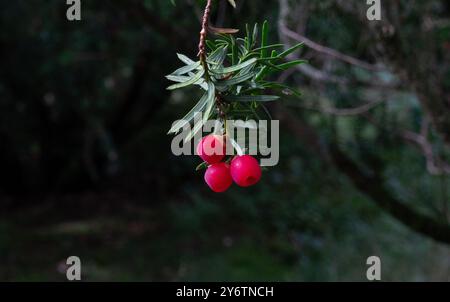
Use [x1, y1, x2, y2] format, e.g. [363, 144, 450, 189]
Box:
[363, 113, 450, 176]
[277, 104, 450, 245]
[279, 11, 381, 71]
[278, 0, 392, 87]
[333, 0, 450, 147]
[276, 0, 450, 244]
[329, 143, 450, 245]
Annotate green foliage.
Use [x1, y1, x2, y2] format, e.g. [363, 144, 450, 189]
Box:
[1, 0, 449, 282]
[166, 22, 305, 140]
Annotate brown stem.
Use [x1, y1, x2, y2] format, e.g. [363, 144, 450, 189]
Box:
[199, 0, 230, 123]
[198, 0, 213, 82]
[198, 0, 213, 60]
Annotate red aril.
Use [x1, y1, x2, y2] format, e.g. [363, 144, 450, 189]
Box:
[196, 135, 226, 164]
[204, 163, 233, 193]
[230, 155, 262, 187]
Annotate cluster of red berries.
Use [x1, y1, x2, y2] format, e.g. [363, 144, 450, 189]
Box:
[196, 135, 262, 192]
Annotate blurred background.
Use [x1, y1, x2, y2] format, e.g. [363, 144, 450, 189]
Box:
[0, 0, 449, 281]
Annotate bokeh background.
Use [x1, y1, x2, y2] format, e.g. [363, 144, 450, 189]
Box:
[0, 0, 449, 281]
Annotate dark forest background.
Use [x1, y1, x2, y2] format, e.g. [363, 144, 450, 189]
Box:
[0, 0, 449, 281]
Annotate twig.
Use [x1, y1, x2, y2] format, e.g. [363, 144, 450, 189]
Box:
[364, 113, 450, 176]
[400, 116, 450, 176]
[401, 130, 450, 176]
[291, 99, 384, 116]
[277, 0, 395, 87]
[198, 0, 213, 63]
[281, 27, 381, 71]
[297, 64, 349, 85]
[278, 0, 381, 72]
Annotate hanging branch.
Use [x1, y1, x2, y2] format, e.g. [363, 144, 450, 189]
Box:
[198, 0, 213, 76]
[166, 3, 306, 140]
[166, 0, 306, 192]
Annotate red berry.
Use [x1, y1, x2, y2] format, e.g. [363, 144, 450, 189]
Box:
[204, 163, 233, 193]
[230, 155, 262, 187]
[196, 135, 227, 164]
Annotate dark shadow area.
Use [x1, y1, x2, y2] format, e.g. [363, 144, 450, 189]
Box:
[0, 0, 449, 281]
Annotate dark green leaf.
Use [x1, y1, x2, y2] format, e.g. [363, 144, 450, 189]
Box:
[208, 46, 228, 65]
[245, 24, 251, 50]
[255, 50, 279, 80]
[216, 71, 256, 87]
[277, 42, 305, 59]
[167, 90, 210, 134]
[170, 61, 201, 76]
[166, 74, 208, 90]
[183, 114, 204, 143]
[276, 60, 307, 71]
[262, 82, 302, 97]
[206, 40, 217, 51]
[167, 69, 205, 90]
[231, 36, 238, 65]
[252, 23, 259, 48]
[227, 0, 236, 8]
[202, 82, 216, 125]
[253, 44, 284, 53]
[196, 162, 209, 171]
[225, 95, 280, 102]
[261, 21, 269, 58]
[184, 82, 216, 143]
[177, 53, 195, 65]
[212, 58, 257, 74]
